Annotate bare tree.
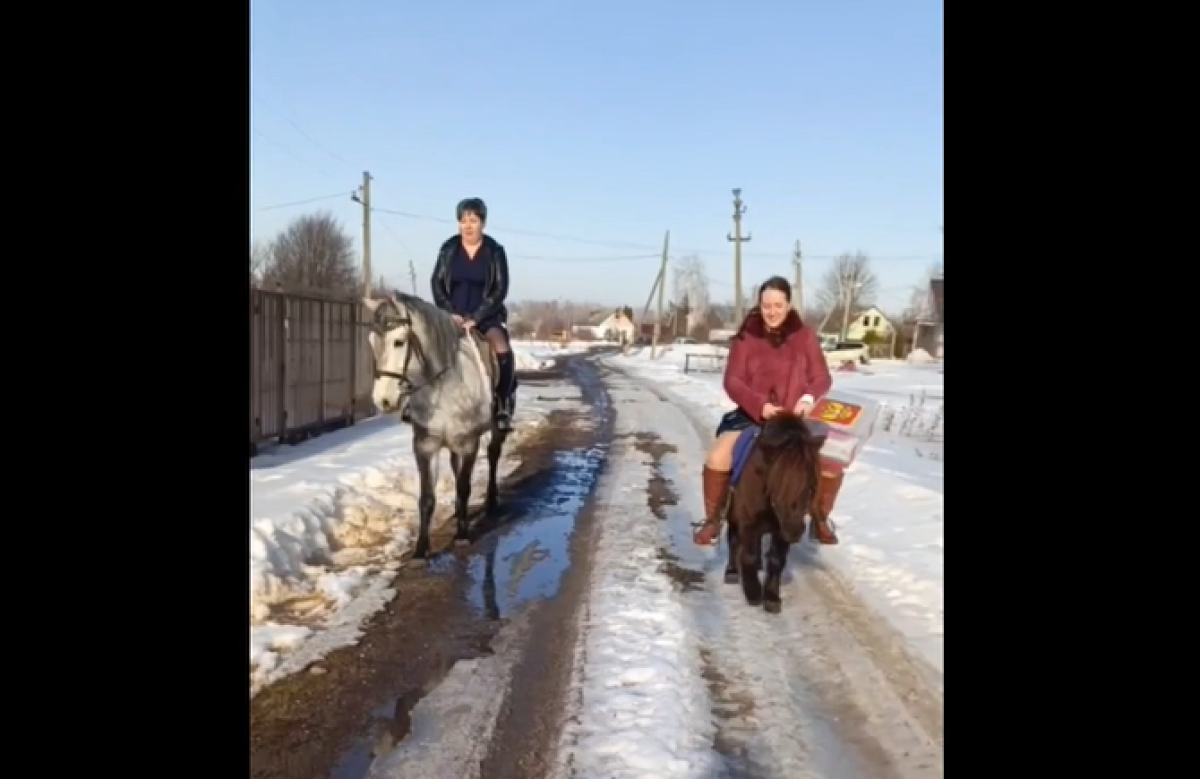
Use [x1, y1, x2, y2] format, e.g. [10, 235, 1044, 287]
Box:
[901, 261, 944, 324]
[672, 254, 711, 328]
[250, 241, 270, 288]
[817, 252, 879, 336]
[260, 211, 359, 297]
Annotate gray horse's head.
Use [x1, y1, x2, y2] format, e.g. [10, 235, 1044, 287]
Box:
[363, 292, 461, 412]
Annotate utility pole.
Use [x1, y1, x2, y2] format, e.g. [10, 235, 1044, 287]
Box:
[351, 171, 373, 296]
[727, 189, 751, 323]
[791, 240, 803, 314]
[408, 259, 418, 295]
[652, 230, 671, 359]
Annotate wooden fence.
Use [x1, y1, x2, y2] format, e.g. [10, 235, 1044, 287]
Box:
[250, 289, 376, 455]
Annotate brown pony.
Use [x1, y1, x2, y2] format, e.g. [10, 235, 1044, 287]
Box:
[723, 412, 827, 614]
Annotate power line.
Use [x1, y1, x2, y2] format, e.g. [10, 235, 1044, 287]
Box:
[252, 96, 357, 169]
[252, 128, 338, 181]
[368, 204, 939, 263]
[255, 192, 351, 212]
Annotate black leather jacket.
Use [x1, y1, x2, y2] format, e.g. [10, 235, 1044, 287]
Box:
[430, 234, 510, 325]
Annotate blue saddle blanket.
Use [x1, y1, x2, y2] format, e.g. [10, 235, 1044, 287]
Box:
[729, 420, 832, 487]
[730, 426, 761, 487]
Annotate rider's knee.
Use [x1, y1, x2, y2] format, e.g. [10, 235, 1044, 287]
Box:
[487, 328, 510, 354]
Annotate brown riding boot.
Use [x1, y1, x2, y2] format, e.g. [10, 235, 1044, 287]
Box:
[810, 470, 843, 545]
[693, 467, 732, 546]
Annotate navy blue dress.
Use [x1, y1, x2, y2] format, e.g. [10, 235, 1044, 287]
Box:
[448, 244, 503, 332]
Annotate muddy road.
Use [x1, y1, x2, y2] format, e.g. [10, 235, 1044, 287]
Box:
[250, 352, 943, 779]
[249, 355, 614, 779]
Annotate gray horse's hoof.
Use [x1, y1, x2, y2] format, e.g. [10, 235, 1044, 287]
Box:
[724, 570, 739, 585]
[763, 600, 782, 614]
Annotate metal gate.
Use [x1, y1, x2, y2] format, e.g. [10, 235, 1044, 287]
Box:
[250, 289, 376, 454]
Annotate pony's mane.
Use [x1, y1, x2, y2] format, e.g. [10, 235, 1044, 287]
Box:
[390, 291, 463, 381]
[759, 412, 823, 511]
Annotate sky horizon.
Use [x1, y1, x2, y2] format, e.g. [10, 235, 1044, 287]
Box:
[251, 0, 943, 313]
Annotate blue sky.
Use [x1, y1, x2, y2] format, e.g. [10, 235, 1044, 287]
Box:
[251, 0, 943, 311]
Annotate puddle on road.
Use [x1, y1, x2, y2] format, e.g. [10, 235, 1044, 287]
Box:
[320, 375, 613, 779]
[466, 443, 609, 618]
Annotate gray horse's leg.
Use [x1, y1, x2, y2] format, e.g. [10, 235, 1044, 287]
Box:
[412, 432, 440, 561]
[452, 442, 479, 546]
[485, 429, 507, 513]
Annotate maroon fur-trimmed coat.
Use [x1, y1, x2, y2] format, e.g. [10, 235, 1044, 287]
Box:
[723, 309, 832, 424]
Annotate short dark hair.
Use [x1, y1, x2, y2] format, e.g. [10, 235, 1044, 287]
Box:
[758, 275, 792, 301]
[456, 198, 488, 223]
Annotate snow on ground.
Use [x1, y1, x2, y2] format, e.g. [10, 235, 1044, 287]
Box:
[249, 400, 554, 695]
[511, 339, 605, 370]
[602, 349, 945, 672]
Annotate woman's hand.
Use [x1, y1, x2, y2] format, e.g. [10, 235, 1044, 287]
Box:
[762, 403, 782, 420]
[461, 318, 476, 332]
[451, 314, 465, 327]
[793, 398, 814, 416]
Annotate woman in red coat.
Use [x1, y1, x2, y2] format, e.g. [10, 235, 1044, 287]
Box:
[694, 276, 840, 546]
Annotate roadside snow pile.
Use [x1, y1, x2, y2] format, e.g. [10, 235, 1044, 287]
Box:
[907, 348, 936, 365]
[513, 347, 555, 371]
[249, 415, 541, 694]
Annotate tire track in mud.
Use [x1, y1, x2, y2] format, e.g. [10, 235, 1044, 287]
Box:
[606, 366, 944, 779]
[632, 424, 762, 777]
[250, 359, 615, 779]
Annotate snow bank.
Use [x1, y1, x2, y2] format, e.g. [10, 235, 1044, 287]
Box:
[513, 347, 555, 371]
[601, 351, 945, 673]
[249, 414, 544, 692]
[907, 347, 936, 364]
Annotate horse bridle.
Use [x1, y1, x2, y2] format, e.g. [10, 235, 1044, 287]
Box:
[371, 307, 451, 398]
[372, 310, 423, 396]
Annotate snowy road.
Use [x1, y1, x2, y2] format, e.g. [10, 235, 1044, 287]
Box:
[250, 353, 944, 779]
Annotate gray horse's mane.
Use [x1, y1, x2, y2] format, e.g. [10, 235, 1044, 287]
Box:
[389, 291, 463, 381]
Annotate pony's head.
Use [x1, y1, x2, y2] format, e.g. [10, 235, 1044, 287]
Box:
[363, 292, 463, 413]
[758, 412, 825, 543]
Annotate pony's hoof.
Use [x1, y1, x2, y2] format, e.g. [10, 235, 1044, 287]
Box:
[454, 537, 470, 548]
[745, 597, 762, 607]
[763, 600, 782, 615]
[724, 570, 739, 585]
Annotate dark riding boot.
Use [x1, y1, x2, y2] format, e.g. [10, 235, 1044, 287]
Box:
[810, 470, 842, 545]
[494, 351, 515, 432]
[694, 466, 731, 546]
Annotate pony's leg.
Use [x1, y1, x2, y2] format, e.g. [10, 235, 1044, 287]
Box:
[763, 535, 791, 614]
[412, 433, 440, 561]
[452, 442, 480, 546]
[738, 531, 763, 606]
[724, 521, 740, 584]
[485, 428, 506, 513]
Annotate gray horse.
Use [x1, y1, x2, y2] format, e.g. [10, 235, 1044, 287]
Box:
[364, 292, 511, 560]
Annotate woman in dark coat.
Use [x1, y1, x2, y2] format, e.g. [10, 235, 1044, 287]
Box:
[429, 198, 517, 431]
[694, 276, 840, 546]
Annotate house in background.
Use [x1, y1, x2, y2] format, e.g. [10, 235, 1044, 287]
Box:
[572, 308, 636, 343]
[843, 306, 895, 341]
[821, 305, 895, 341]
